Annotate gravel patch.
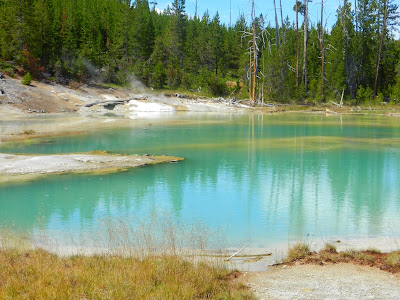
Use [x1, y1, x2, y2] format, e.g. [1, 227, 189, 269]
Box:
[245, 263, 400, 300]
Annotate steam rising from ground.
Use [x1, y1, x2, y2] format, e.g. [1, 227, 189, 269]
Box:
[129, 75, 146, 94]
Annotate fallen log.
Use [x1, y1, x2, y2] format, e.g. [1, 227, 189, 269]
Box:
[330, 101, 341, 107]
[226, 244, 248, 261]
[84, 98, 140, 108]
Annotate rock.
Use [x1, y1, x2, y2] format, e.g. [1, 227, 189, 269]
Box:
[0, 88, 4, 95]
[103, 103, 115, 110]
[0, 73, 4, 79]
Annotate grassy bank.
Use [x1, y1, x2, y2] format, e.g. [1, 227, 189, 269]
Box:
[0, 249, 253, 299]
[285, 242, 400, 274]
[0, 214, 254, 299]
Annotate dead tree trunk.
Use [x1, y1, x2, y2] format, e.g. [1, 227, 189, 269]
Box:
[303, 0, 309, 93]
[230, 0, 232, 27]
[296, 1, 299, 87]
[373, 0, 388, 97]
[248, 46, 252, 101]
[252, 0, 257, 103]
[320, 0, 325, 101]
[280, 0, 285, 44]
[273, 0, 280, 49]
[354, 0, 358, 33]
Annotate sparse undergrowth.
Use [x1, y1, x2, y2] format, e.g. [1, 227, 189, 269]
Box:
[0, 215, 254, 299]
[285, 243, 400, 274]
[386, 251, 400, 267]
[285, 242, 311, 262]
[0, 249, 254, 299]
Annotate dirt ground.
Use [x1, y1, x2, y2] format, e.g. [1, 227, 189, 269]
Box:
[0, 75, 132, 114]
[244, 263, 400, 300]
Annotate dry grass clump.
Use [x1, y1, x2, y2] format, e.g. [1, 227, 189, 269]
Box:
[322, 243, 337, 254]
[338, 250, 358, 261]
[386, 251, 400, 267]
[282, 242, 400, 274]
[0, 249, 254, 299]
[366, 247, 382, 254]
[285, 242, 311, 262]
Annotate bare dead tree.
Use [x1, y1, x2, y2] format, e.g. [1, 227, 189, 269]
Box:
[241, 1, 268, 104]
[320, 0, 325, 101]
[273, 0, 280, 49]
[280, 0, 286, 44]
[242, 0, 258, 102]
[295, 1, 299, 87]
[230, 0, 232, 27]
[252, 0, 257, 102]
[373, 0, 389, 97]
[303, 0, 309, 93]
[354, 0, 358, 33]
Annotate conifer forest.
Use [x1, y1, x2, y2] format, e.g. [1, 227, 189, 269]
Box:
[0, 0, 399, 104]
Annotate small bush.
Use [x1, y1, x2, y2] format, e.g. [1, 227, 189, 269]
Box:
[323, 243, 337, 254]
[338, 250, 359, 262]
[21, 130, 35, 135]
[366, 248, 381, 254]
[68, 80, 81, 90]
[319, 251, 337, 263]
[285, 242, 311, 262]
[21, 72, 32, 85]
[4, 67, 15, 78]
[386, 252, 400, 267]
[353, 252, 373, 263]
[208, 74, 229, 96]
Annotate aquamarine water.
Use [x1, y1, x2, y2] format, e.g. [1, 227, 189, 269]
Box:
[1, 113, 400, 249]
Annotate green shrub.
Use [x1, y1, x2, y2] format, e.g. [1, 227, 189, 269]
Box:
[208, 74, 228, 96]
[22, 72, 32, 85]
[4, 68, 15, 78]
